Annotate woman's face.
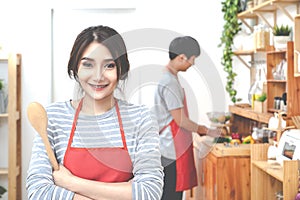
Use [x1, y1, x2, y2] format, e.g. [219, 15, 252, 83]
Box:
[78, 41, 118, 102]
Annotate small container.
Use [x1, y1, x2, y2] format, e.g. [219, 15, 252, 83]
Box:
[275, 191, 283, 200]
[253, 24, 270, 51]
[274, 97, 281, 110]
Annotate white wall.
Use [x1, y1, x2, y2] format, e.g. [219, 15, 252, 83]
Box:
[0, 0, 227, 198]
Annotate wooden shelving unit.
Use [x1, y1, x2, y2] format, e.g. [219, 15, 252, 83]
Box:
[230, 42, 300, 139]
[233, 0, 299, 68]
[265, 42, 296, 117]
[294, 15, 300, 77]
[238, 0, 300, 31]
[0, 53, 22, 200]
[251, 144, 299, 200]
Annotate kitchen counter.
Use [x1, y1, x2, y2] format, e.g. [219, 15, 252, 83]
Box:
[209, 143, 250, 157]
[187, 133, 251, 200]
[192, 133, 251, 158]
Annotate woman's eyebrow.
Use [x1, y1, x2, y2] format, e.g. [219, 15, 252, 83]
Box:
[80, 57, 114, 62]
[81, 57, 94, 61]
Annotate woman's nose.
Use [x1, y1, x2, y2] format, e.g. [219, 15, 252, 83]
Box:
[94, 66, 105, 81]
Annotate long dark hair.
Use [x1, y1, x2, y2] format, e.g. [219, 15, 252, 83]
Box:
[67, 25, 130, 81]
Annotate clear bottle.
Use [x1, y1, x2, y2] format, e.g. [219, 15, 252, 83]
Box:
[248, 61, 266, 107]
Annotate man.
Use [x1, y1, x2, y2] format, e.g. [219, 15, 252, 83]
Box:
[152, 36, 221, 199]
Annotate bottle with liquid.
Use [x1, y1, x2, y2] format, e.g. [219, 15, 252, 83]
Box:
[248, 61, 266, 108]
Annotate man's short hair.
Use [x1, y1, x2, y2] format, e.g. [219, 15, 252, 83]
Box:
[169, 36, 201, 60]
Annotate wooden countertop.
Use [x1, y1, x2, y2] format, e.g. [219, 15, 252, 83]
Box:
[209, 143, 250, 157]
[193, 133, 251, 158]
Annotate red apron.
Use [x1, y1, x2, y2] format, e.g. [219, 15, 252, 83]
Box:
[161, 90, 198, 191]
[63, 99, 133, 182]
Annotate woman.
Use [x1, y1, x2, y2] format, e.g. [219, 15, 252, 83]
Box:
[26, 25, 164, 200]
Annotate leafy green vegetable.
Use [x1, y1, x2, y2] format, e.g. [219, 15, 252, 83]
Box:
[256, 93, 267, 102]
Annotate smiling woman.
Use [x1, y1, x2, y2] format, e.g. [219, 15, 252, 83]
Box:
[76, 42, 118, 111]
[26, 25, 164, 200]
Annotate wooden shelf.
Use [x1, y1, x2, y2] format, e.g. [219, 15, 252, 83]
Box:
[0, 56, 8, 62]
[239, 0, 299, 18]
[229, 104, 273, 124]
[0, 112, 19, 119]
[0, 113, 8, 118]
[238, 0, 300, 31]
[252, 160, 283, 181]
[234, 50, 255, 56]
[0, 168, 8, 175]
[251, 144, 299, 200]
[266, 79, 286, 83]
[295, 15, 300, 76]
[0, 53, 22, 200]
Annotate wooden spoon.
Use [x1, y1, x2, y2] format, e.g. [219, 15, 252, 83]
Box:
[27, 102, 59, 170]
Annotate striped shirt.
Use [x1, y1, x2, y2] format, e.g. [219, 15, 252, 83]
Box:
[26, 99, 164, 200]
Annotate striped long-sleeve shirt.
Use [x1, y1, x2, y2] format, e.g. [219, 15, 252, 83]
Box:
[26, 99, 164, 200]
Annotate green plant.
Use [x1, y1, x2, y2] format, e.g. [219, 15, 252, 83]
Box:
[0, 80, 3, 90]
[219, 0, 242, 103]
[0, 186, 7, 198]
[272, 24, 292, 36]
[255, 92, 267, 102]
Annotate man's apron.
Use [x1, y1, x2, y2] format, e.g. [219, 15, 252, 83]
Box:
[64, 99, 133, 182]
[161, 91, 198, 191]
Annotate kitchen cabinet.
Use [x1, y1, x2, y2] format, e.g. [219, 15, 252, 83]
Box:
[251, 143, 299, 200]
[230, 42, 300, 139]
[202, 143, 251, 200]
[265, 41, 300, 119]
[0, 53, 22, 200]
[191, 135, 251, 200]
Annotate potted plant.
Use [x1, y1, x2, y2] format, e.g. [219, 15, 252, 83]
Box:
[253, 92, 267, 113]
[0, 79, 6, 113]
[272, 24, 292, 50]
[0, 186, 7, 199]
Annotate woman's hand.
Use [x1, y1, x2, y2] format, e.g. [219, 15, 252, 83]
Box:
[53, 165, 94, 200]
[53, 165, 74, 190]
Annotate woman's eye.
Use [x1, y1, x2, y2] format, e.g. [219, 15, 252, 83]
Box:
[104, 63, 116, 69]
[82, 61, 93, 68]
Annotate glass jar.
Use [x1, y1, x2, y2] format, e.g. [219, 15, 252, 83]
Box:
[253, 24, 270, 51]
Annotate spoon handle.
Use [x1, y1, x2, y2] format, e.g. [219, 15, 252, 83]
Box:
[41, 132, 59, 171]
[27, 102, 59, 171]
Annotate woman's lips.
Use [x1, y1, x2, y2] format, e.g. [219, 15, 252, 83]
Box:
[89, 83, 109, 90]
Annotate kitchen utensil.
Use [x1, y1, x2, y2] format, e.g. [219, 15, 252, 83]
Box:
[206, 112, 231, 124]
[27, 102, 59, 170]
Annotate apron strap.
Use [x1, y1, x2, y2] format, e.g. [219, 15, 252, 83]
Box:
[65, 99, 127, 154]
[115, 102, 128, 151]
[64, 99, 83, 163]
